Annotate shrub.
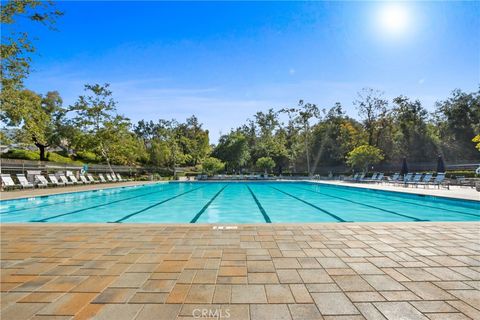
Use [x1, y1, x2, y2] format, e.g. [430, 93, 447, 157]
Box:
[346, 145, 384, 172]
[256, 157, 276, 174]
[3, 149, 40, 160]
[201, 157, 225, 176]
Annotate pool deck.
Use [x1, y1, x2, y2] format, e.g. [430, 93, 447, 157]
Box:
[1, 222, 479, 319]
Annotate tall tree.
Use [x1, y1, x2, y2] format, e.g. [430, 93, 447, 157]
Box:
[354, 88, 388, 146]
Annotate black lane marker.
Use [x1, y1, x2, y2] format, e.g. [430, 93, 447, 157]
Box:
[2, 185, 154, 215]
[295, 186, 426, 222]
[270, 186, 346, 222]
[30, 185, 179, 222]
[190, 185, 228, 223]
[314, 184, 480, 218]
[113, 186, 204, 223]
[247, 185, 271, 223]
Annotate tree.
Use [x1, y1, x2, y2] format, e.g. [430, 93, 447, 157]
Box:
[1, 1, 63, 115]
[473, 135, 480, 152]
[212, 131, 250, 172]
[354, 88, 388, 146]
[256, 157, 275, 174]
[202, 157, 225, 176]
[346, 145, 384, 173]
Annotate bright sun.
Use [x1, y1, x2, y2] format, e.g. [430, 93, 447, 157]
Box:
[379, 4, 409, 35]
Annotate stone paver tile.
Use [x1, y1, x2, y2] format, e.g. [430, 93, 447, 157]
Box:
[333, 275, 375, 292]
[380, 290, 421, 301]
[126, 263, 157, 273]
[396, 268, 440, 281]
[185, 284, 215, 303]
[374, 302, 428, 320]
[312, 292, 359, 315]
[37, 276, 86, 292]
[290, 284, 313, 303]
[363, 275, 406, 291]
[18, 292, 63, 303]
[177, 269, 197, 284]
[347, 291, 385, 302]
[1, 302, 48, 319]
[135, 304, 181, 320]
[71, 275, 117, 292]
[317, 258, 348, 268]
[426, 313, 470, 320]
[277, 270, 302, 284]
[213, 284, 231, 303]
[218, 266, 247, 277]
[109, 273, 149, 288]
[166, 284, 190, 303]
[217, 276, 247, 284]
[423, 268, 468, 281]
[411, 301, 459, 313]
[367, 257, 401, 268]
[297, 258, 322, 269]
[298, 269, 333, 283]
[37, 292, 96, 316]
[129, 292, 167, 303]
[448, 289, 480, 307]
[326, 268, 357, 276]
[265, 284, 295, 303]
[141, 279, 176, 292]
[231, 285, 267, 303]
[288, 304, 322, 320]
[192, 269, 217, 284]
[248, 272, 279, 284]
[273, 258, 301, 269]
[348, 262, 384, 275]
[250, 304, 292, 320]
[447, 300, 480, 319]
[91, 304, 143, 320]
[306, 283, 341, 292]
[247, 260, 275, 273]
[355, 302, 387, 320]
[92, 288, 136, 304]
[155, 261, 186, 273]
[403, 282, 455, 300]
[73, 303, 103, 320]
[149, 272, 179, 280]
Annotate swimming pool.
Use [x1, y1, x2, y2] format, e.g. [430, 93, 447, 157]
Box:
[1, 182, 478, 223]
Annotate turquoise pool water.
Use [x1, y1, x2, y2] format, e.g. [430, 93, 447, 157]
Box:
[1, 182, 478, 223]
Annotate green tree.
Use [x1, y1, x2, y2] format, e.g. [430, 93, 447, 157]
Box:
[256, 156, 276, 174]
[213, 131, 250, 172]
[1, 1, 62, 115]
[354, 88, 388, 146]
[202, 157, 225, 176]
[346, 145, 384, 173]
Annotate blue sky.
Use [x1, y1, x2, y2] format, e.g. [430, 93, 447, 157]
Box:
[15, 1, 480, 142]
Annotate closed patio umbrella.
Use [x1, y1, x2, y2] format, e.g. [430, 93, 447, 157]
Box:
[436, 155, 446, 173]
[400, 157, 408, 176]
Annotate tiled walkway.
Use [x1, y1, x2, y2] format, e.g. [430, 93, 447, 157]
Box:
[1, 223, 479, 319]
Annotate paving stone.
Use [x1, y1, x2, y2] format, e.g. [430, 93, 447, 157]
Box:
[277, 270, 302, 284]
[248, 272, 279, 284]
[333, 275, 375, 292]
[37, 292, 96, 316]
[250, 304, 292, 320]
[363, 275, 406, 291]
[298, 269, 333, 283]
[166, 284, 190, 303]
[289, 284, 313, 303]
[92, 304, 143, 320]
[355, 302, 387, 320]
[312, 292, 359, 315]
[185, 284, 215, 303]
[92, 288, 136, 304]
[265, 284, 295, 303]
[288, 304, 322, 320]
[403, 282, 456, 300]
[374, 302, 429, 320]
[129, 292, 167, 303]
[231, 285, 267, 303]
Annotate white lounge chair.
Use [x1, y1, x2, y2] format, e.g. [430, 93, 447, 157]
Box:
[48, 174, 65, 187]
[67, 174, 81, 184]
[16, 174, 34, 188]
[34, 175, 49, 188]
[57, 174, 74, 186]
[98, 173, 107, 183]
[87, 174, 99, 183]
[79, 175, 91, 184]
[1, 174, 18, 190]
[115, 173, 124, 182]
[110, 173, 118, 182]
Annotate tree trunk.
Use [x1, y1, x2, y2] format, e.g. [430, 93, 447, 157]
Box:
[35, 143, 47, 161]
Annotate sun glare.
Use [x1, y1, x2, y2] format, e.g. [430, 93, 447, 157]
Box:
[379, 3, 409, 36]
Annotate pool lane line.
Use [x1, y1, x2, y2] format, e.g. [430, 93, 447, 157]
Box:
[29, 184, 185, 222]
[270, 186, 346, 222]
[294, 186, 426, 222]
[1, 184, 160, 215]
[314, 184, 480, 218]
[247, 185, 271, 223]
[190, 185, 229, 223]
[113, 186, 204, 223]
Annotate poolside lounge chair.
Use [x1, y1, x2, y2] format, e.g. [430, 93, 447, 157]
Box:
[68, 174, 82, 184]
[48, 174, 65, 187]
[87, 174, 99, 183]
[105, 173, 114, 182]
[406, 173, 423, 187]
[16, 174, 34, 188]
[387, 173, 400, 184]
[116, 173, 126, 182]
[416, 173, 433, 188]
[34, 175, 49, 188]
[430, 173, 448, 189]
[1, 174, 19, 190]
[397, 173, 413, 186]
[375, 173, 384, 183]
[79, 175, 91, 184]
[98, 174, 107, 183]
[57, 174, 74, 186]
